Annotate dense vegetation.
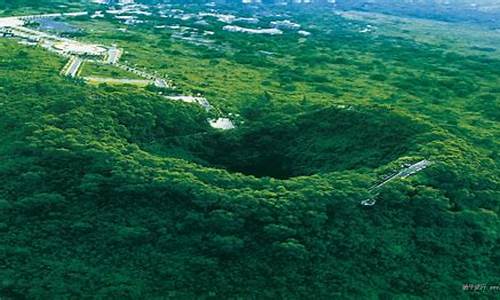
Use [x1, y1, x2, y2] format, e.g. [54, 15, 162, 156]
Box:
[0, 2, 499, 299]
[146, 104, 430, 179]
[0, 0, 88, 16]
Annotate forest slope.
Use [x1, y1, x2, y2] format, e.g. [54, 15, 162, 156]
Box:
[0, 2, 499, 299]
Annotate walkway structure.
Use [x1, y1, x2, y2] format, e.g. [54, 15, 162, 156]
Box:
[164, 95, 213, 111]
[361, 160, 433, 206]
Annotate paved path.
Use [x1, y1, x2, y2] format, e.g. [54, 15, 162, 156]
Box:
[61, 56, 83, 77]
[116, 63, 171, 88]
[83, 77, 151, 86]
[68, 58, 82, 77]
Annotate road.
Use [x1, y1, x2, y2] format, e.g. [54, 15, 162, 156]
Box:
[63, 57, 83, 77]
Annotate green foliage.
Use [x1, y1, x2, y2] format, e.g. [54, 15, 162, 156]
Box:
[163, 105, 429, 179]
[0, 2, 498, 299]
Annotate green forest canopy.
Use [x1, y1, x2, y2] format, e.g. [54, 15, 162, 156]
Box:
[0, 3, 499, 299]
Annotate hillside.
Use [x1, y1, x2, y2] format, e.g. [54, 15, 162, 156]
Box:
[0, 0, 499, 298]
